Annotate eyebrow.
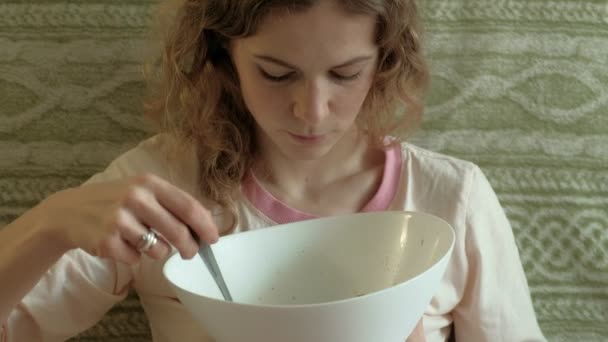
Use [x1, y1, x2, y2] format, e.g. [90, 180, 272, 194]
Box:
[253, 54, 374, 70]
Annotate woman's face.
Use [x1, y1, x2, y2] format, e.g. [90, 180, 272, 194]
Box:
[230, 0, 378, 161]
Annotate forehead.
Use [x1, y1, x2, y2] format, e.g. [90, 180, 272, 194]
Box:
[236, 1, 377, 66]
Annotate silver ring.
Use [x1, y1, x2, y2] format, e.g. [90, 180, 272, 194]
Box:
[137, 230, 158, 253]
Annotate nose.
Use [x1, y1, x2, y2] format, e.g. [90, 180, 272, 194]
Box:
[292, 79, 330, 125]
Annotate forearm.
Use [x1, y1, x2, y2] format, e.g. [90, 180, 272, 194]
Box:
[0, 208, 68, 324]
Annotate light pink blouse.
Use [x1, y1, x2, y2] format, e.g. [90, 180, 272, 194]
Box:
[2, 135, 546, 342]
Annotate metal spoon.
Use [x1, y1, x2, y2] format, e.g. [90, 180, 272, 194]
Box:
[198, 240, 233, 302]
[189, 227, 233, 302]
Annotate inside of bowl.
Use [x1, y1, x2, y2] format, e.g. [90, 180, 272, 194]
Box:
[164, 212, 453, 306]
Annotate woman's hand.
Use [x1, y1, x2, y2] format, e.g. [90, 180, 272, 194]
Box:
[406, 319, 426, 342]
[37, 173, 219, 264]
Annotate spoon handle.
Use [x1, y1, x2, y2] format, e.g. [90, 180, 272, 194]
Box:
[189, 227, 233, 302]
[198, 241, 233, 302]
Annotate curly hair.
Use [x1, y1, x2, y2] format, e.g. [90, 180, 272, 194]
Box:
[144, 0, 429, 231]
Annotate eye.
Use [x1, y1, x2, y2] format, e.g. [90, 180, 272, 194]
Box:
[258, 68, 294, 82]
[331, 70, 362, 81]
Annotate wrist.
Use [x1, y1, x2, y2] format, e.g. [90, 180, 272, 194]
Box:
[21, 199, 73, 258]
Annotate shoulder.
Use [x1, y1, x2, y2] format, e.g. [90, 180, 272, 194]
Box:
[391, 142, 493, 222]
[86, 134, 198, 190]
[398, 142, 481, 186]
[398, 142, 506, 230]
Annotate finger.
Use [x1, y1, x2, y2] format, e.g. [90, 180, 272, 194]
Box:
[122, 186, 199, 258]
[124, 226, 172, 261]
[145, 233, 172, 260]
[115, 208, 172, 260]
[143, 175, 219, 244]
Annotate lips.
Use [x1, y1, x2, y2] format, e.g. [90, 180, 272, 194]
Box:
[287, 132, 326, 144]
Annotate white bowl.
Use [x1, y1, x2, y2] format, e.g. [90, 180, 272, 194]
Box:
[163, 211, 454, 342]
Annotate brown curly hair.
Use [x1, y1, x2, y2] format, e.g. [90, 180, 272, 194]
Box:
[144, 0, 429, 231]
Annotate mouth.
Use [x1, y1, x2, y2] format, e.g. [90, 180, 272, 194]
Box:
[287, 132, 326, 144]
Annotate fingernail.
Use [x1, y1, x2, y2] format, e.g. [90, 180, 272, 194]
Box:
[210, 229, 219, 243]
[181, 250, 196, 260]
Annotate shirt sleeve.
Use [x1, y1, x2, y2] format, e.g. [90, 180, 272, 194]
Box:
[452, 166, 546, 342]
[2, 164, 134, 342]
[4, 251, 132, 342]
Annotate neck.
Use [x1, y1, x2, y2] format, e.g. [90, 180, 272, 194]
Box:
[254, 128, 373, 199]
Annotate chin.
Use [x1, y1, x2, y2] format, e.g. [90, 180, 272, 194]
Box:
[274, 132, 342, 161]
